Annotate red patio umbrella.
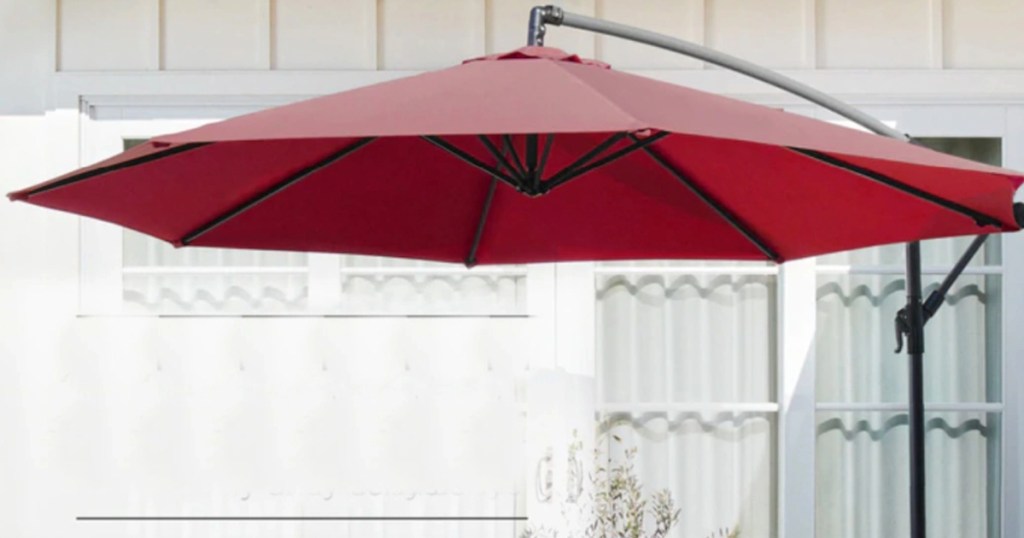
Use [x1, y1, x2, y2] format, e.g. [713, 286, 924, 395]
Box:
[9, 46, 1023, 267]
[8, 10, 1024, 533]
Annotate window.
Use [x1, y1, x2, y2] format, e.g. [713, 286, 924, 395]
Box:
[595, 260, 778, 537]
[815, 138, 1004, 537]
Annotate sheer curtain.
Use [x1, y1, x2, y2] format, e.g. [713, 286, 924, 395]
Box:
[596, 261, 777, 537]
[815, 138, 1003, 537]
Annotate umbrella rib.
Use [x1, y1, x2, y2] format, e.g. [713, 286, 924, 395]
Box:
[639, 139, 781, 262]
[423, 136, 523, 191]
[790, 148, 1005, 228]
[543, 132, 628, 186]
[14, 142, 210, 200]
[525, 134, 539, 178]
[179, 137, 375, 246]
[478, 135, 526, 186]
[466, 174, 499, 268]
[542, 131, 669, 193]
[537, 134, 556, 184]
[502, 135, 528, 179]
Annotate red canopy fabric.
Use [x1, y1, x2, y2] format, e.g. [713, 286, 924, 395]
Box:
[9, 46, 1022, 265]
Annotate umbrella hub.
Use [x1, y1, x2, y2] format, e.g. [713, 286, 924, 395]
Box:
[425, 131, 668, 199]
[464, 46, 610, 69]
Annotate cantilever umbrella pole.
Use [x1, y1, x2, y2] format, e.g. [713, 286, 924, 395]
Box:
[529, 5, 995, 538]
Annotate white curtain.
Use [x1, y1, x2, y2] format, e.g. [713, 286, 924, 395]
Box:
[815, 137, 1002, 538]
[596, 262, 776, 537]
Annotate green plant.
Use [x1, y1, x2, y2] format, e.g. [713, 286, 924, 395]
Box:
[520, 432, 682, 538]
[704, 529, 740, 538]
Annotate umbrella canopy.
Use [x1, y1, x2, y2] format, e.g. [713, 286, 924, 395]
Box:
[9, 46, 1023, 265]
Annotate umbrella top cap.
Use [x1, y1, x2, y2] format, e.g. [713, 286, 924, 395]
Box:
[464, 46, 611, 69]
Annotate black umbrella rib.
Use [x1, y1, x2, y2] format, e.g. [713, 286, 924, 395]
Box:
[525, 134, 539, 174]
[502, 135, 528, 178]
[466, 175, 499, 268]
[790, 148, 1005, 228]
[477, 135, 526, 187]
[17, 142, 210, 199]
[179, 137, 375, 246]
[543, 132, 628, 187]
[543, 131, 669, 193]
[423, 136, 522, 190]
[537, 134, 556, 185]
[639, 140, 781, 262]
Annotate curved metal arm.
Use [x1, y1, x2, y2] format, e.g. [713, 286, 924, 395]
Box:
[528, 5, 908, 141]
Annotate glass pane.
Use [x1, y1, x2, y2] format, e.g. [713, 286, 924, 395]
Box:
[597, 273, 776, 403]
[819, 137, 1003, 266]
[816, 274, 1001, 403]
[816, 411, 1000, 538]
[603, 412, 775, 538]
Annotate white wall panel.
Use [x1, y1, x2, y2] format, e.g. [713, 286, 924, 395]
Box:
[595, 0, 704, 69]
[706, 0, 806, 69]
[817, 0, 932, 68]
[944, 0, 1024, 68]
[0, 0, 55, 113]
[163, 0, 270, 70]
[378, 0, 486, 69]
[59, 0, 158, 71]
[487, 0, 596, 57]
[273, 0, 376, 69]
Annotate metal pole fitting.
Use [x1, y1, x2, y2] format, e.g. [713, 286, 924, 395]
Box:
[527, 5, 564, 46]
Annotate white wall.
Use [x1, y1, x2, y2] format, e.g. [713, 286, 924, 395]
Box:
[6, 1, 1024, 537]
[51, 0, 1024, 72]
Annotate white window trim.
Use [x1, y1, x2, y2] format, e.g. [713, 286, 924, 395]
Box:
[49, 70, 1024, 537]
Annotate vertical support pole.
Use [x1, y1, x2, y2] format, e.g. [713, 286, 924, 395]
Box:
[905, 241, 927, 538]
[527, 6, 547, 46]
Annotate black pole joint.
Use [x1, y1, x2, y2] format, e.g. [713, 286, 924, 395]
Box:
[895, 232, 994, 352]
[894, 309, 910, 353]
